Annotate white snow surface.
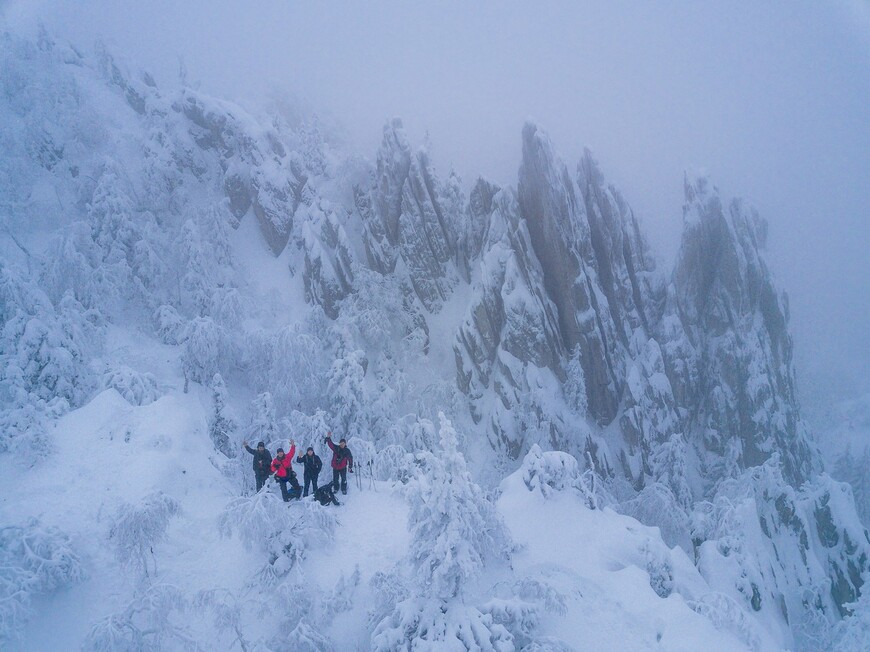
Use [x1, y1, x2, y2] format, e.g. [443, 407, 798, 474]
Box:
[1, 28, 867, 651]
[1, 370, 766, 650]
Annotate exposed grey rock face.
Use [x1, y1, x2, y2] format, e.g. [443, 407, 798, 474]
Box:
[3, 30, 865, 641]
[299, 201, 354, 319]
[667, 176, 816, 487]
[359, 119, 460, 312]
[169, 91, 309, 255]
[518, 123, 619, 423]
[453, 188, 563, 455]
[577, 149, 662, 346]
[459, 177, 500, 279]
[250, 156, 307, 256]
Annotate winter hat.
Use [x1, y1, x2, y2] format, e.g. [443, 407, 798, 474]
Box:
[277, 447, 284, 454]
[257, 441, 265, 448]
[307, 447, 314, 453]
[339, 438, 347, 444]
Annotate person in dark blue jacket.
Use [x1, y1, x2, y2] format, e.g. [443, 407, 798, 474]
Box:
[296, 447, 323, 497]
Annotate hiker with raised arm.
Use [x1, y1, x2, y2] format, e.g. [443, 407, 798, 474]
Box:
[296, 446, 323, 497]
[270, 440, 298, 502]
[243, 440, 272, 492]
[325, 432, 353, 496]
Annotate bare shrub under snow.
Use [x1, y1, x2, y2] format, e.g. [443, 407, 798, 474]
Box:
[83, 583, 194, 651]
[0, 518, 86, 645]
[108, 491, 180, 579]
[219, 490, 338, 584]
[371, 599, 514, 652]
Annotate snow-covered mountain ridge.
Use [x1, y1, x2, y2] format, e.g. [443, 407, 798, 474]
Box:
[1, 30, 868, 650]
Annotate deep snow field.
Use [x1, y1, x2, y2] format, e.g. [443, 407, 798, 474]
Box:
[0, 326, 765, 650]
[1, 27, 867, 651]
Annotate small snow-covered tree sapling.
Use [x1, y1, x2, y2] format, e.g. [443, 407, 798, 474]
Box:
[108, 491, 180, 580]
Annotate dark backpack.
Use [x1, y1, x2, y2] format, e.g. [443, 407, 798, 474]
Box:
[314, 485, 339, 506]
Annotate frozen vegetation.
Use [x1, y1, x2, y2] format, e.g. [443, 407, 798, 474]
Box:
[0, 29, 868, 650]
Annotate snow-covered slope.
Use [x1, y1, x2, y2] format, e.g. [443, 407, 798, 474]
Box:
[1, 29, 868, 650]
[0, 385, 762, 650]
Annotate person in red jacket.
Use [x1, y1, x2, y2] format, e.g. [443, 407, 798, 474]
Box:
[325, 432, 353, 495]
[270, 440, 298, 502]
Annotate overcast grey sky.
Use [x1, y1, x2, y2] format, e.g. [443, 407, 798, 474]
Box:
[4, 1, 869, 406]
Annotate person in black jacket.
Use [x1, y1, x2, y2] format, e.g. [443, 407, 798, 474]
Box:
[296, 447, 323, 497]
[314, 483, 340, 506]
[243, 440, 272, 492]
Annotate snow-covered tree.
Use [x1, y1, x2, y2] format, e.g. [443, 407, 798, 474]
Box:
[519, 444, 612, 509]
[620, 482, 692, 551]
[244, 392, 280, 449]
[41, 161, 167, 313]
[372, 416, 514, 650]
[831, 588, 870, 652]
[208, 373, 237, 458]
[108, 491, 181, 580]
[325, 349, 367, 438]
[181, 316, 228, 389]
[100, 364, 159, 406]
[193, 588, 251, 651]
[0, 265, 96, 409]
[834, 444, 870, 527]
[219, 492, 337, 584]
[261, 325, 331, 415]
[153, 304, 185, 345]
[406, 414, 512, 600]
[178, 206, 238, 319]
[650, 432, 693, 509]
[372, 599, 514, 652]
[562, 346, 588, 416]
[1, 264, 98, 455]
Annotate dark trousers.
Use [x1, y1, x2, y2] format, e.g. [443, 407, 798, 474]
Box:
[277, 474, 300, 502]
[303, 473, 319, 497]
[277, 478, 291, 502]
[255, 473, 268, 492]
[332, 467, 347, 493]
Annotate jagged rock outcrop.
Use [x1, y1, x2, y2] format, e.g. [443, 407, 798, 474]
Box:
[453, 188, 564, 455]
[2, 30, 865, 645]
[299, 200, 355, 319]
[577, 148, 664, 346]
[358, 119, 460, 312]
[517, 123, 619, 422]
[665, 176, 817, 487]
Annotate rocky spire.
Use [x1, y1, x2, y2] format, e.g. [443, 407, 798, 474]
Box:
[517, 122, 620, 423]
[359, 119, 459, 311]
[667, 175, 817, 486]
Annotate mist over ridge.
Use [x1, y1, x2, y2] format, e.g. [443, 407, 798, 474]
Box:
[1, 5, 869, 650]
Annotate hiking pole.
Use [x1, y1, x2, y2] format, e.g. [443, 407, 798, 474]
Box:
[356, 462, 363, 491]
[368, 460, 376, 491]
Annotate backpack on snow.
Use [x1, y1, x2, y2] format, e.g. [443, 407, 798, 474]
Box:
[314, 485, 340, 507]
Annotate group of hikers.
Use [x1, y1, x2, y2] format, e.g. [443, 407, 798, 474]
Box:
[242, 432, 353, 506]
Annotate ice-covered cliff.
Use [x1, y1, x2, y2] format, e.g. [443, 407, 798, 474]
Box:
[1, 30, 867, 650]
